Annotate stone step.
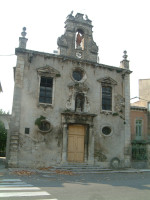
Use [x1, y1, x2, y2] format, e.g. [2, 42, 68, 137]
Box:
[54, 168, 111, 172]
[11, 136, 19, 140]
[11, 132, 19, 136]
[55, 166, 106, 169]
[56, 163, 95, 167]
[53, 165, 112, 172]
[10, 140, 19, 144]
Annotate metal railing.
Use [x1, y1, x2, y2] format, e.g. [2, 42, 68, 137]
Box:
[132, 143, 147, 161]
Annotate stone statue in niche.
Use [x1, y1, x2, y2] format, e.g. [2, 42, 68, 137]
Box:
[75, 93, 84, 112]
[76, 32, 82, 46]
[66, 82, 89, 112]
[76, 31, 84, 50]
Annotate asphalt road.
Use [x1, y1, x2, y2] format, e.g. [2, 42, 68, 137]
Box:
[1, 169, 150, 200]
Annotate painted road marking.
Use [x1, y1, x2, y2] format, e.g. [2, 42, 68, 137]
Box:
[0, 179, 22, 182]
[0, 187, 40, 190]
[0, 182, 29, 184]
[0, 191, 50, 197]
[0, 184, 34, 187]
[0, 178, 53, 198]
[38, 199, 58, 200]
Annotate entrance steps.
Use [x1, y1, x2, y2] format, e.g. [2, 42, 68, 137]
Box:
[53, 164, 112, 173]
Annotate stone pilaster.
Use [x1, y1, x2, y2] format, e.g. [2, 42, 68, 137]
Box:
[88, 125, 94, 165]
[7, 132, 19, 167]
[61, 124, 68, 163]
[120, 51, 131, 167]
[7, 55, 25, 167]
[124, 76, 131, 167]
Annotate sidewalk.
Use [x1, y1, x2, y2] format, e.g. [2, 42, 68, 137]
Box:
[1, 157, 150, 176]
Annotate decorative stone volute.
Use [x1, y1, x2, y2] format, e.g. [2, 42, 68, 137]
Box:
[57, 12, 98, 62]
[19, 27, 28, 49]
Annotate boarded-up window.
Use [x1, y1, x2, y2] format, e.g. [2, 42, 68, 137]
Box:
[39, 76, 53, 104]
[102, 86, 112, 111]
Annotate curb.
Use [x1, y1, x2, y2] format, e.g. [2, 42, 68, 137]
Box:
[1, 168, 150, 175]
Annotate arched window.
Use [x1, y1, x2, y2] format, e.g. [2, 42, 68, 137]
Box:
[75, 29, 84, 50]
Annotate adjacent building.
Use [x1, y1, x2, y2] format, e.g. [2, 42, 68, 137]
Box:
[130, 79, 150, 166]
[131, 79, 150, 141]
[7, 12, 131, 168]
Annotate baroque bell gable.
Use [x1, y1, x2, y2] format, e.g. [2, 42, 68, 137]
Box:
[57, 12, 98, 62]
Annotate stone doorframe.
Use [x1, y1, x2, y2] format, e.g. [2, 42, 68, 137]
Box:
[61, 112, 96, 165]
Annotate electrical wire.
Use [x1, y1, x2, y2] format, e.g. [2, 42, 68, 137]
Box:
[0, 54, 15, 56]
[130, 96, 150, 102]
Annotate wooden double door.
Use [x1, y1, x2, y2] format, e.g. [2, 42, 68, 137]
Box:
[68, 125, 85, 163]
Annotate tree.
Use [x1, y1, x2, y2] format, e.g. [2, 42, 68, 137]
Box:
[0, 109, 8, 156]
[0, 109, 9, 114]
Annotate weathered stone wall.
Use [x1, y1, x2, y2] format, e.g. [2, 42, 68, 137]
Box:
[7, 49, 130, 168]
[7, 13, 131, 168]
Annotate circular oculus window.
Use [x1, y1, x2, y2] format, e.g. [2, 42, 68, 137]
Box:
[72, 69, 83, 81]
[102, 126, 112, 136]
[39, 120, 51, 132]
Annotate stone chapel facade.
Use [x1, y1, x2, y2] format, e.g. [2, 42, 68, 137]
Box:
[7, 12, 131, 168]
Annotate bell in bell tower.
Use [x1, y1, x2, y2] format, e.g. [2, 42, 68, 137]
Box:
[57, 12, 98, 62]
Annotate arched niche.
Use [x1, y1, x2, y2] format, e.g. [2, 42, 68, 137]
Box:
[75, 29, 84, 50]
[75, 93, 85, 112]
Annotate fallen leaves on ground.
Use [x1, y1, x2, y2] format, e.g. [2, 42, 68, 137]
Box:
[54, 170, 74, 175]
[12, 170, 36, 176]
[37, 167, 53, 171]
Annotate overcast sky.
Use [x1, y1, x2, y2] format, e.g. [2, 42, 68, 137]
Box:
[0, 0, 150, 113]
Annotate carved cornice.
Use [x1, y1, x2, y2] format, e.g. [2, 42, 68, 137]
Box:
[37, 65, 60, 77]
[97, 77, 117, 85]
[15, 48, 132, 74]
[61, 111, 96, 125]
